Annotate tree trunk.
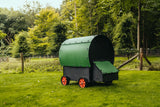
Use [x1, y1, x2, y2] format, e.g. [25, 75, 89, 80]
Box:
[74, 2, 78, 36]
[20, 53, 24, 73]
[137, 0, 141, 54]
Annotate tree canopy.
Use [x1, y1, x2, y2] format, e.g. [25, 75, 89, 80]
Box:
[0, 0, 159, 57]
[11, 31, 30, 58]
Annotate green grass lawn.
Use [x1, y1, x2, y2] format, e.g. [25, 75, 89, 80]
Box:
[0, 71, 160, 107]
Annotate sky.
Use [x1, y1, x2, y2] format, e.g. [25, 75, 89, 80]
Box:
[0, 0, 63, 10]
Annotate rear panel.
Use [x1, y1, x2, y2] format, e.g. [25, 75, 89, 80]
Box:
[89, 35, 114, 64]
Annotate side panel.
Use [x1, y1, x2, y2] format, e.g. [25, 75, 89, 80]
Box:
[93, 63, 118, 82]
[59, 43, 91, 67]
[93, 64, 103, 82]
[63, 67, 90, 82]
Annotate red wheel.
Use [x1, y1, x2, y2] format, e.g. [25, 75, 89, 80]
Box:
[79, 78, 88, 88]
[61, 76, 69, 85]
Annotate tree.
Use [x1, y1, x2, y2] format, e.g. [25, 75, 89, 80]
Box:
[50, 23, 67, 54]
[141, 0, 160, 49]
[60, 0, 75, 37]
[21, 1, 42, 27]
[29, 7, 60, 55]
[11, 31, 30, 73]
[0, 30, 6, 40]
[0, 9, 29, 45]
[0, 30, 9, 57]
[119, 0, 160, 50]
[61, 0, 105, 37]
[113, 13, 136, 50]
[11, 32, 30, 58]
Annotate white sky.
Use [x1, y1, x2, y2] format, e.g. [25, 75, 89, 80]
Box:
[0, 0, 63, 10]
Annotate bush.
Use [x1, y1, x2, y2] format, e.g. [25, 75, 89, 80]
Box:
[0, 58, 62, 74]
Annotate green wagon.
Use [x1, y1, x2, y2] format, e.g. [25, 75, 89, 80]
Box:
[59, 35, 118, 88]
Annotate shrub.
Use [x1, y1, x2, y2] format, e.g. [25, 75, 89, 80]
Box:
[0, 58, 62, 74]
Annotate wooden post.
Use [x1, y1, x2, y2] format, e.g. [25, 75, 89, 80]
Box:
[140, 48, 143, 70]
[144, 55, 151, 66]
[118, 53, 139, 69]
[20, 53, 24, 73]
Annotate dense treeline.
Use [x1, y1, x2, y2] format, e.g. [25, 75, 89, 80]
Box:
[0, 0, 160, 57]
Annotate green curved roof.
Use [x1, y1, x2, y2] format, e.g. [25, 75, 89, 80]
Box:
[62, 36, 95, 45]
[59, 36, 96, 67]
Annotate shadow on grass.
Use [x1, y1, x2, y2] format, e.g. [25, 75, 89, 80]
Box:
[68, 81, 118, 88]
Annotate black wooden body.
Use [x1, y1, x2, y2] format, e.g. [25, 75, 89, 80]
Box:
[63, 64, 118, 83]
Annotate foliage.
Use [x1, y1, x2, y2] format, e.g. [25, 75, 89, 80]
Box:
[113, 13, 136, 50]
[0, 40, 10, 57]
[0, 57, 160, 74]
[29, 7, 60, 55]
[51, 23, 67, 54]
[0, 30, 6, 40]
[0, 9, 29, 45]
[61, 0, 105, 36]
[60, 0, 75, 37]
[21, 1, 42, 27]
[0, 0, 160, 56]
[0, 58, 62, 73]
[0, 71, 160, 106]
[0, 31, 8, 56]
[11, 32, 30, 58]
[141, 0, 160, 49]
[60, 0, 160, 49]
